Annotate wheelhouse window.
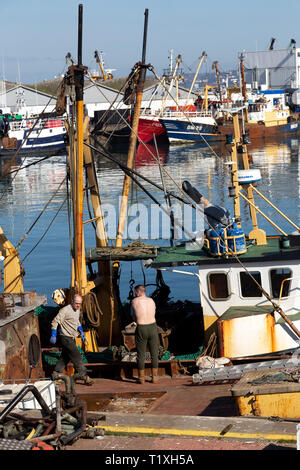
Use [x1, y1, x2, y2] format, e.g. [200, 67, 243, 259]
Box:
[208, 272, 230, 300]
[240, 271, 262, 297]
[270, 268, 292, 298]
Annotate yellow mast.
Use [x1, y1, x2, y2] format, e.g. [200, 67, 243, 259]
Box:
[68, 4, 88, 296]
[230, 113, 266, 245]
[114, 9, 149, 254]
[240, 55, 249, 123]
[83, 119, 122, 346]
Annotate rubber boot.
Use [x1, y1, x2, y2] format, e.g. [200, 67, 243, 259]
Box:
[84, 375, 94, 386]
[152, 368, 158, 384]
[137, 369, 145, 384]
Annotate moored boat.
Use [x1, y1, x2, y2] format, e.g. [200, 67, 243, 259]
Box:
[137, 115, 168, 144]
[0, 114, 67, 155]
[160, 111, 220, 144]
[148, 113, 300, 359]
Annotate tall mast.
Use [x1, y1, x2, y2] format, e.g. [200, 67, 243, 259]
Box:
[239, 54, 249, 123]
[114, 9, 149, 252]
[69, 3, 88, 295]
[184, 51, 206, 108]
[230, 113, 266, 245]
[160, 54, 182, 114]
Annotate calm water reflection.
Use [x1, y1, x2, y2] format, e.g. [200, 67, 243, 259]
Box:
[0, 135, 299, 304]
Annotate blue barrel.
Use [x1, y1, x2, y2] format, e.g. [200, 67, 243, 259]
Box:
[207, 228, 226, 256]
[227, 223, 247, 255]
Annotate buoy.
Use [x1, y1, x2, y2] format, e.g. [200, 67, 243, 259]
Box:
[238, 169, 261, 184]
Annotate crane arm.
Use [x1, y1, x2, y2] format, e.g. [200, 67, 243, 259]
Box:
[184, 51, 206, 107]
[94, 50, 113, 80]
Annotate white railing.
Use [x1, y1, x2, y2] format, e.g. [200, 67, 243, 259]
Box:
[158, 110, 213, 118]
[9, 117, 64, 131]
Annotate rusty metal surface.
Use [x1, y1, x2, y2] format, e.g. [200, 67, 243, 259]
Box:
[217, 312, 277, 358]
[0, 309, 44, 380]
[78, 391, 166, 414]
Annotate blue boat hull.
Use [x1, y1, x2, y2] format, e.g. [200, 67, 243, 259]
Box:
[0, 131, 66, 156]
[159, 118, 221, 143]
[160, 118, 300, 144]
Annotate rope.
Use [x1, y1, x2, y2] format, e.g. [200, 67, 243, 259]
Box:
[91, 241, 158, 260]
[198, 332, 218, 358]
[82, 291, 103, 328]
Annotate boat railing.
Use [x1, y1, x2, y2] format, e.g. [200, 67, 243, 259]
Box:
[9, 117, 64, 131]
[158, 110, 213, 118]
[278, 276, 300, 304]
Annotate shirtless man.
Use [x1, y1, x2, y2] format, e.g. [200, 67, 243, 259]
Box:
[131, 285, 159, 384]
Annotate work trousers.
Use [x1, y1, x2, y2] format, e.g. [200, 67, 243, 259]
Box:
[135, 322, 159, 370]
[55, 335, 87, 376]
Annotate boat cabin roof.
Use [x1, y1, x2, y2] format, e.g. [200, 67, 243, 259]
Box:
[151, 236, 300, 268]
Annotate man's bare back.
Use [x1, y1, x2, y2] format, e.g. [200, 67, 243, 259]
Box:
[131, 287, 156, 325]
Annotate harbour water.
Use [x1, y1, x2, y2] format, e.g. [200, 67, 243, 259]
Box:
[0, 135, 299, 307]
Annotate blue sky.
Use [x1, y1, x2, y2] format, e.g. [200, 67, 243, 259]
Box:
[2, 0, 300, 83]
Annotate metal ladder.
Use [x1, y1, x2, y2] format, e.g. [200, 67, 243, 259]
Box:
[192, 357, 300, 384]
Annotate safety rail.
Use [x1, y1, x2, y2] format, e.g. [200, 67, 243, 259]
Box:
[9, 117, 64, 131]
[158, 110, 213, 119]
[278, 276, 300, 303]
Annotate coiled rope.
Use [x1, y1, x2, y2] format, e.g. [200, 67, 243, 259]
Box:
[82, 291, 103, 328]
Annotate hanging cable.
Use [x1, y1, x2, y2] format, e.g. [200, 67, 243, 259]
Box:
[22, 196, 67, 262]
[15, 176, 66, 250]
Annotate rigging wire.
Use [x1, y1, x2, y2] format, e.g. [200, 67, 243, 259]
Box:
[0, 153, 64, 178]
[84, 140, 295, 322]
[22, 196, 67, 263]
[86, 69, 139, 139]
[87, 63, 233, 184]
[15, 176, 67, 250]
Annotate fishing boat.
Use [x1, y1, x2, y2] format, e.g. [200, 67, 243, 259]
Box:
[137, 52, 207, 144]
[51, 11, 300, 366]
[3, 3, 300, 388]
[158, 82, 224, 144]
[218, 89, 300, 142]
[147, 113, 300, 359]
[160, 75, 300, 145]
[0, 113, 67, 156]
[159, 110, 220, 144]
[216, 55, 300, 142]
[137, 115, 168, 144]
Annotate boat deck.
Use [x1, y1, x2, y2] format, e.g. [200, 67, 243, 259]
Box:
[151, 236, 300, 268]
[75, 375, 237, 417]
